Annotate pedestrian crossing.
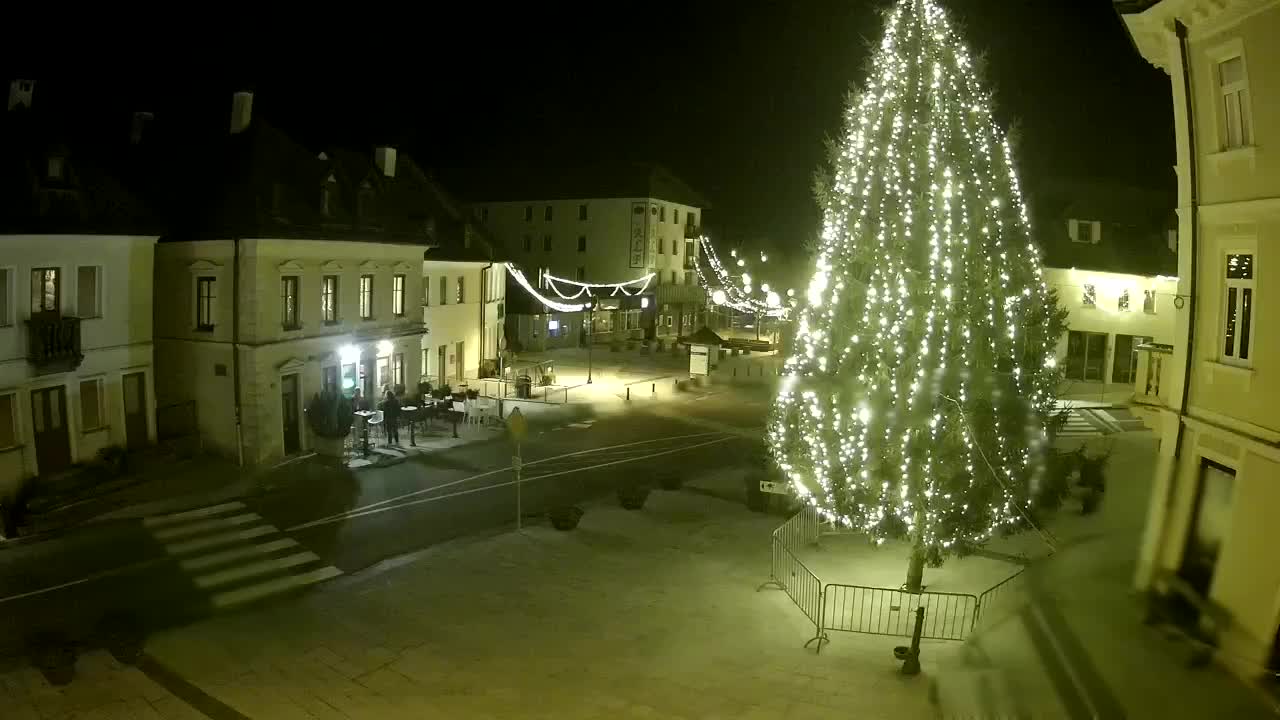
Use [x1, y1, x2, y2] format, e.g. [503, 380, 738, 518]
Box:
[143, 501, 342, 610]
[1052, 401, 1122, 439]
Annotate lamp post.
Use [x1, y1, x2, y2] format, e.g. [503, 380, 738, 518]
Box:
[587, 301, 594, 384]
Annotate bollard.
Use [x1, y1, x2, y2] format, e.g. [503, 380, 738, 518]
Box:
[626, 386, 631, 401]
[896, 606, 925, 676]
[651, 383, 655, 395]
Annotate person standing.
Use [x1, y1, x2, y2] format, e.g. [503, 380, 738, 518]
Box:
[380, 389, 401, 445]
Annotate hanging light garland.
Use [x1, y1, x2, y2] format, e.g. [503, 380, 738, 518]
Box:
[543, 271, 653, 300]
[694, 237, 791, 318]
[506, 264, 587, 313]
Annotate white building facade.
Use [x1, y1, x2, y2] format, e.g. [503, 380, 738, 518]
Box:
[1120, 0, 1280, 683]
[0, 235, 158, 491]
[421, 259, 505, 387]
[154, 239, 425, 466]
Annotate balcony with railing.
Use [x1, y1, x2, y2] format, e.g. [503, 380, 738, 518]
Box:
[26, 312, 83, 375]
[684, 224, 701, 239]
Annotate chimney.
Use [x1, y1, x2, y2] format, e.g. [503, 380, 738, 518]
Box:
[230, 91, 253, 134]
[374, 146, 397, 178]
[7, 79, 34, 111]
[131, 111, 154, 145]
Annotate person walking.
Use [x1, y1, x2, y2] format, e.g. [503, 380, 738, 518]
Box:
[380, 389, 402, 445]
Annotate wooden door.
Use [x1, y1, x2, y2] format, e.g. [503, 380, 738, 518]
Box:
[281, 373, 301, 455]
[31, 385, 71, 475]
[123, 372, 148, 450]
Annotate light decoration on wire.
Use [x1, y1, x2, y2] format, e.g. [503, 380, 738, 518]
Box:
[694, 236, 789, 318]
[506, 264, 588, 313]
[542, 271, 653, 300]
[767, 0, 1067, 578]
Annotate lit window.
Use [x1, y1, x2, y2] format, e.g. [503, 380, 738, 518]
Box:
[1082, 283, 1096, 307]
[392, 274, 406, 316]
[1218, 56, 1251, 149]
[31, 267, 59, 314]
[393, 353, 404, 388]
[456, 276, 465, 304]
[1222, 253, 1254, 365]
[1070, 220, 1097, 244]
[281, 276, 300, 328]
[359, 275, 374, 319]
[1118, 289, 1130, 313]
[322, 275, 339, 324]
[47, 156, 64, 180]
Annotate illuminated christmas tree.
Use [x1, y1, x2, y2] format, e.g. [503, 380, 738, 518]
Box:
[769, 0, 1067, 592]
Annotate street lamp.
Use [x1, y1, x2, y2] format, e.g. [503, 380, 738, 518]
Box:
[586, 300, 594, 384]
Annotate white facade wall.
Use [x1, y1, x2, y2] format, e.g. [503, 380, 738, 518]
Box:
[0, 235, 157, 493]
[1124, 0, 1280, 682]
[154, 238, 427, 467]
[420, 260, 505, 387]
[1043, 267, 1178, 384]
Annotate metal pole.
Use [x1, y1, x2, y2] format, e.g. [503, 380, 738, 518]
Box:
[515, 441, 522, 531]
[587, 305, 594, 384]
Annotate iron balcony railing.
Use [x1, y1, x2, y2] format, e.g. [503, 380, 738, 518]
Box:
[26, 311, 83, 374]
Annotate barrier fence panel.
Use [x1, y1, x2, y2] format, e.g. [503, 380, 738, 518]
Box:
[759, 506, 827, 648]
[973, 567, 1028, 631]
[822, 584, 978, 642]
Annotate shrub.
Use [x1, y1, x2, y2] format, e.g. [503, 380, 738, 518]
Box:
[305, 390, 355, 439]
[549, 505, 583, 531]
[618, 481, 651, 510]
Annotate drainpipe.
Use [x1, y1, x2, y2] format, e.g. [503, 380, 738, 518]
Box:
[1152, 19, 1199, 573]
[480, 262, 492, 379]
[233, 237, 244, 467]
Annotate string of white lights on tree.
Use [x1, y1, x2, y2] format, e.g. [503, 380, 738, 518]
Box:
[767, 0, 1067, 590]
[694, 236, 791, 318]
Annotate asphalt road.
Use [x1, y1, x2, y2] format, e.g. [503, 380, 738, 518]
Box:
[0, 387, 772, 670]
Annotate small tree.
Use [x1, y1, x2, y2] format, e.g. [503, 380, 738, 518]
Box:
[306, 390, 354, 438]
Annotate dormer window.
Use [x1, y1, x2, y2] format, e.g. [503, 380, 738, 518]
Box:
[46, 156, 64, 180]
[321, 175, 337, 217]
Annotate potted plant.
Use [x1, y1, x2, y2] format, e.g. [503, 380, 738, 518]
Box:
[305, 390, 354, 459]
[1078, 451, 1109, 515]
[96, 445, 128, 478]
[418, 380, 433, 403]
[466, 388, 480, 400]
[618, 481, 651, 510]
[549, 505, 584, 531]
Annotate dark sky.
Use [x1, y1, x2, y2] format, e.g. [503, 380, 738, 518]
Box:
[14, 0, 1171, 263]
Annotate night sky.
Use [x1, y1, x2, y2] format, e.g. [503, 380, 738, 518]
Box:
[13, 0, 1171, 267]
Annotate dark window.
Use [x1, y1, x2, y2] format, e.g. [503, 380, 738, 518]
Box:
[577, 236, 587, 252]
[281, 276, 300, 329]
[673, 208, 680, 225]
[577, 267, 586, 282]
[523, 235, 533, 252]
[544, 205, 553, 221]
[672, 240, 679, 255]
[543, 235, 552, 252]
[578, 204, 588, 220]
[196, 276, 215, 330]
[524, 206, 533, 221]
[439, 276, 448, 305]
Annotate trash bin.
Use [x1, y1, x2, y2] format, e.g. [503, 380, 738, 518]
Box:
[516, 374, 533, 399]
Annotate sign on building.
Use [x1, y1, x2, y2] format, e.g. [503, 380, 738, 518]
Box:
[629, 202, 647, 269]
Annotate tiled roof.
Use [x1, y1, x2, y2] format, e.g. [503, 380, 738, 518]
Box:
[454, 163, 710, 209]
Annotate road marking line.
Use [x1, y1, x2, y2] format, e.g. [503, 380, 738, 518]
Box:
[143, 502, 247, 528]
[289, 430, 730, 530]
[180, 538, 300, 571]
[153, 513, 261, 541]
[164, 525, 276, 555]
[290, 435, 736, 531]
[210, 566, 343, 609]
[194, 551, 321, 589]
[1028, 604, 1099, 720]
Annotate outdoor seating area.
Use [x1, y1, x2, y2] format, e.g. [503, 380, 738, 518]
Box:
[348, 390, 502, 460]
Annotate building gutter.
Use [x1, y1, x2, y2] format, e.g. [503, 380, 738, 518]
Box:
[1154, 19, 1200, 564]
[233, 236, 244, 467]
[480, 261, 493, 377]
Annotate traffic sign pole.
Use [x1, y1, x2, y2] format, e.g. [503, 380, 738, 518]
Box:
[507, 408, 528, 531]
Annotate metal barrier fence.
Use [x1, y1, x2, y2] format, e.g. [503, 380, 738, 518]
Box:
[761, 507, 1030, 652]
[973, 567, 1028, 630]
[758, 506, 826, 648]
[822, 584, 977, 644]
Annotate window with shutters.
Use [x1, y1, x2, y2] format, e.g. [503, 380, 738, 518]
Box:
[77, 266, 101, 318]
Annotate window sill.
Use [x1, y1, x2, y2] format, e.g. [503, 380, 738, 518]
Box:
[78, 315, 103, 321]
[361, 317, 376, 322]
[282, 324, 303, 332]
[82, 426, 108, 435]
[324, 320, 341, 327]
[0, 444, 22, 455]
[1202, 360, 1254, 385]
[1207, 145, 1257, 162]
[194, 326, 215, 333]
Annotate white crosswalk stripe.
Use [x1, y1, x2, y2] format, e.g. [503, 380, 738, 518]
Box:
[1053, 401, 1113, 439]
[144, 502, 342, 611]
